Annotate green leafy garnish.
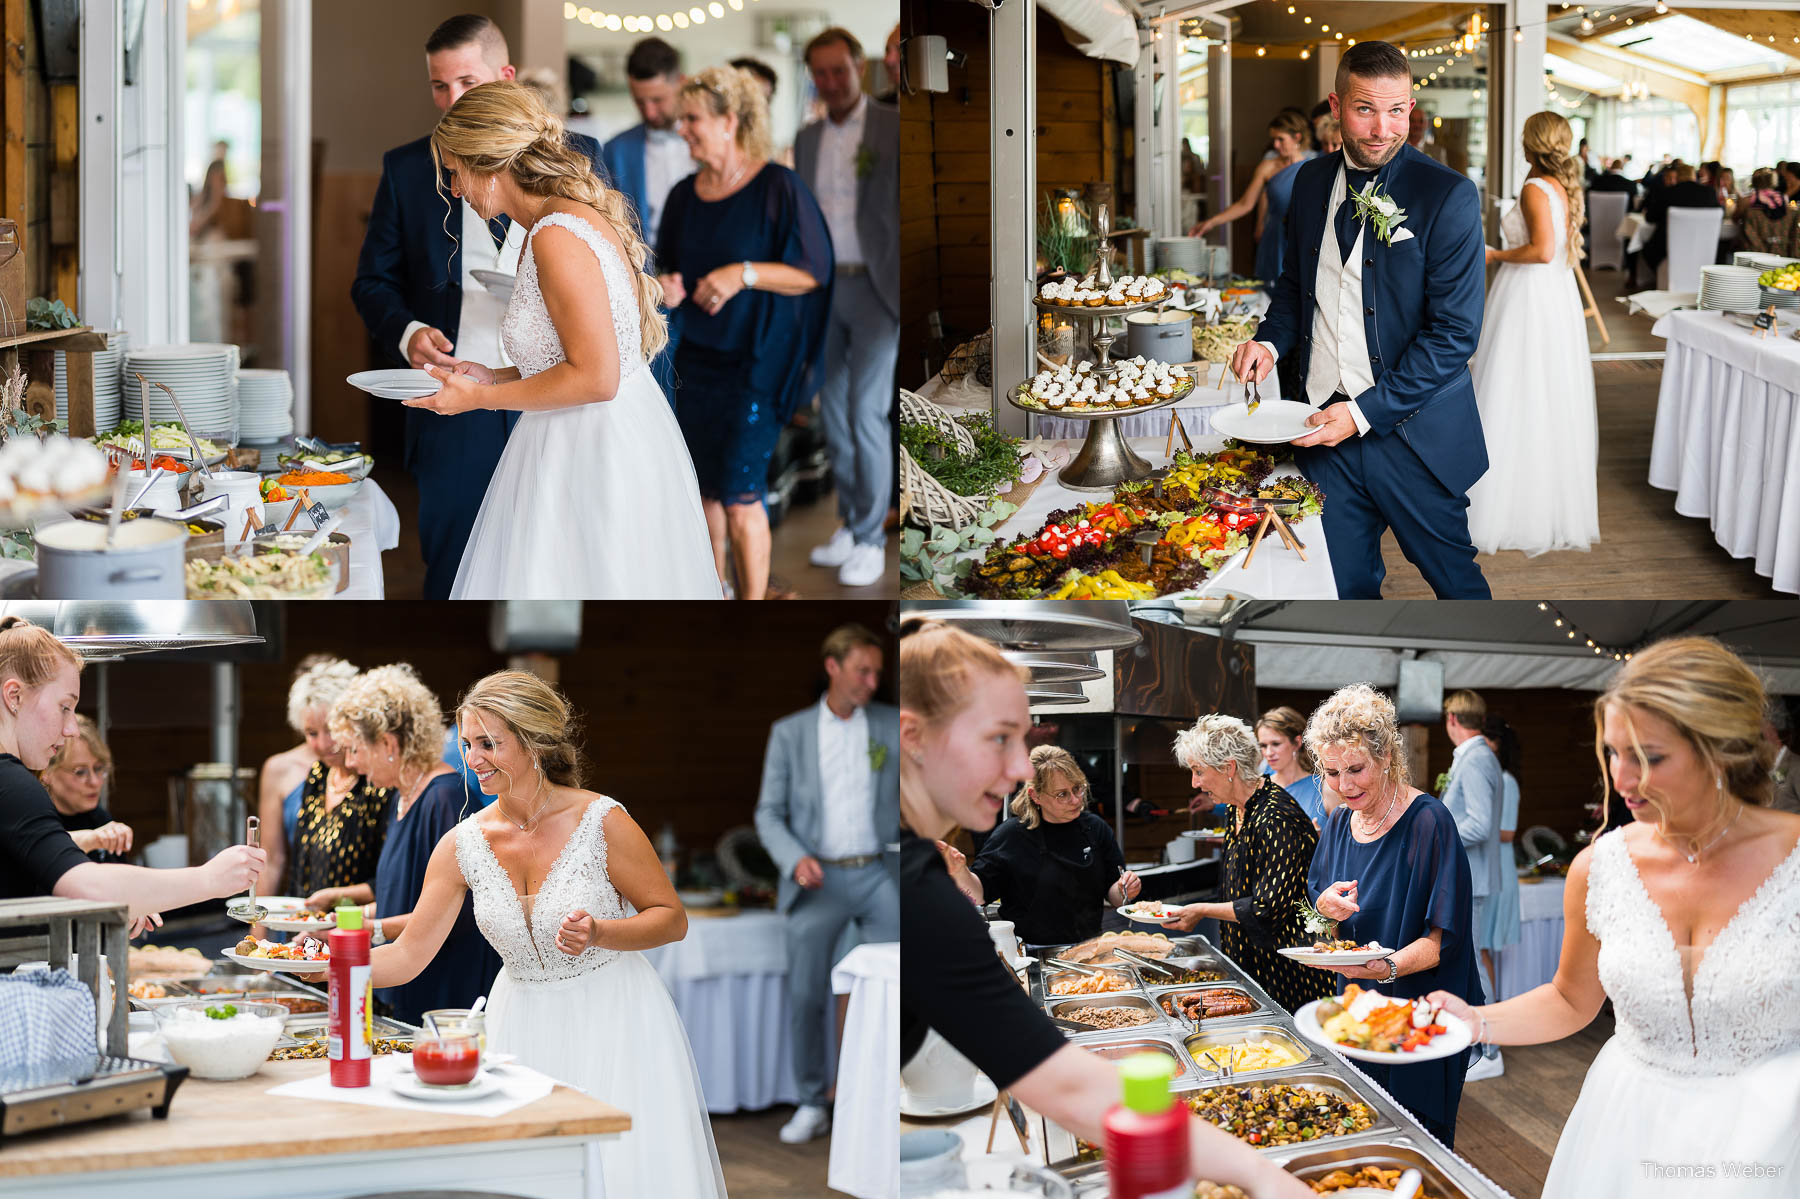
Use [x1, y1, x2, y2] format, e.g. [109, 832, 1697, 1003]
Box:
[204, 1003, 238, 1020]
[1295, 897, 1337, 940]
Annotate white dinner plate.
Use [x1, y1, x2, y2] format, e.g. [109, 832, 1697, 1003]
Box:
[1118, 903, 1185, 924]
[389, 1071, 504, 1102]
[348, 369, 441, 397]
[899, 1074, 999, 1119]
[1277, 946, 1395, 967]
[220, 949, 330, 974]
[1210, 398, 1318, 444]
[471, 269, 516, 300]
[1179, 829, 1227, 840]
[1292, 998, 1473, 1064]
[258, 912, 339, 933]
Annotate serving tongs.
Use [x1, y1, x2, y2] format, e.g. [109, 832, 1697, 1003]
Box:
[1113, 948, 1180, 979]
[226, 815, 267, 923]
[133, 372, 216, 483]
[1045, 958, 1104, 977]
[1048, 1015, 1095, 1035]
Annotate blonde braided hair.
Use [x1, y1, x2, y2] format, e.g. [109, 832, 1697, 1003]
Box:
[431, 80, 668, 358]
[1522, 111, 1585, 264]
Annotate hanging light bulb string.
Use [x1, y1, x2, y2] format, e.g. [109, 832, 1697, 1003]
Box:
[563, 0, 746, 36]
[1535, 601, 1641, 662]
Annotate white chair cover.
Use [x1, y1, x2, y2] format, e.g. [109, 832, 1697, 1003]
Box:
[1659, 207, 1723, 293]
[1587, 191, 1629, 270]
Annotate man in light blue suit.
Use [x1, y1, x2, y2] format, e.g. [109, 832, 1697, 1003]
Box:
[600, 37, 691, 403]
[1441, 689, 1504, 1076]
[754, 624, 899, 1146]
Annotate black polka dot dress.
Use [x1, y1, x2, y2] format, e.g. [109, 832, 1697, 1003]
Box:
[1218, 778, 1336, 1013]
[289, 761, 395, 899]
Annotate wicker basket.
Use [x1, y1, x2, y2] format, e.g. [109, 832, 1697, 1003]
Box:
[899, 390, 992, 532]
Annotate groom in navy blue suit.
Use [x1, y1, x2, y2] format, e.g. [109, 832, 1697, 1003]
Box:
[1236, 40, 1491, 599]
[351, 14, 607, 599]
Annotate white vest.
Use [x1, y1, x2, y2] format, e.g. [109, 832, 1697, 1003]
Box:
[1307, 166, 1379, 409]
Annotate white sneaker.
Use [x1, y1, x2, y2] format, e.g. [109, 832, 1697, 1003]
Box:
[837, 542, 888, 588]
[809, 526, 857, 568]
[1465, 1050, 1505, 1081]
[778, 1103, 832, 1144]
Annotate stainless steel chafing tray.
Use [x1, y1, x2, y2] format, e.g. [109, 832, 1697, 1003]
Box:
[1152, 984, 1269, 1027]
[1074, 1033, 1198, 1084]
[1181, 1024, 1316, 1079]
[1044, 992, 1161, 1035]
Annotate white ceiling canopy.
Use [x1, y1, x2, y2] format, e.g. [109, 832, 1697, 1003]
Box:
[1601, 13, 1799, 77]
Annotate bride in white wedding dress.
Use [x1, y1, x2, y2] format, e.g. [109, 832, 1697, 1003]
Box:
[371, 670, 727, 1199]
[1428, 638, 1800, 1198]
[1464, 111, 1599, 556]
[408, 80, 719, 599]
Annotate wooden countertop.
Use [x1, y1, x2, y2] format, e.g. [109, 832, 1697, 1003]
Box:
[0, 1060, 630, 1177]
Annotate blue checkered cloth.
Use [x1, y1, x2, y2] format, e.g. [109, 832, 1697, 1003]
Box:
[0, 968, 99, 1071]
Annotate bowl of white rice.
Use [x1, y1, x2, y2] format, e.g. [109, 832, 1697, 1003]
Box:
[152, 1000, 287, 1080]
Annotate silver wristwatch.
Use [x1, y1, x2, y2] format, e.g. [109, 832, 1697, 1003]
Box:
[370, 916, 387, 947]
[740, 260, 759, 289]
[1383, 956, 1399, 984]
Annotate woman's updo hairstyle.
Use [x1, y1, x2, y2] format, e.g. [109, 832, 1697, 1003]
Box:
[329, 664, 447, 777]
[679, 66, 774, 164]
[1305, 683, 1411, 791]
[0, 616, 83, 690]
[458, 670, 584, 789]
[898, 619, 1028, 730]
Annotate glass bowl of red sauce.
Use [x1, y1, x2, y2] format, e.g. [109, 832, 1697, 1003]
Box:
[411, 1032, 481, 1086]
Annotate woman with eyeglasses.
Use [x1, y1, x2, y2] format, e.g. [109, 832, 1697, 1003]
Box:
[936, 745, 1140, 948]
[42, 716, 131, 863]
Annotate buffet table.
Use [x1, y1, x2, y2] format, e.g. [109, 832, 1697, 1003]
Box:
[0, 1057, 627, 1199]
[1648, 309, 1800, 594]
[828, 942, 899, 1199]
[1494, 876, 1567, 1002]
[641, 911, 800, 1114]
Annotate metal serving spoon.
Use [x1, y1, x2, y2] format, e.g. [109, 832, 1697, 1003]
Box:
[226, 815, 267, 923]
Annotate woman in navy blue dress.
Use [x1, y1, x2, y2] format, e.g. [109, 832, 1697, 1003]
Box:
[657, 65, 832, 600]
[325, 664, 501, 1025]
[1303, 684, 1482, 1147]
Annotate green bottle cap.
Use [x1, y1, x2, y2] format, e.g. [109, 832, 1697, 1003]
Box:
[335, 906, 364, 931]
[1118, 1052, 1176, 1114]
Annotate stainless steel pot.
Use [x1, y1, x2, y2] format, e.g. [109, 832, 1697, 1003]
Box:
[34, 517, 189, 598]
[1126, 309, 1195, 365]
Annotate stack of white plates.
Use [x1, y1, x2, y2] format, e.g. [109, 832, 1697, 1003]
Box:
[236, 369, 294, 442]
[123, 344, 239, 442]
[54, 329, 129, 433]
[1732, 251, 1799, 271]
[1698, 265, 1762, 312]
[347, 369, 441, 401]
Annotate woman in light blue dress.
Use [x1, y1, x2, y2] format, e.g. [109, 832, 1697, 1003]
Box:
[1478, 716, 1523, 995]
[1189, 110, 1314, 285]
[1255, 706, 1325, 827]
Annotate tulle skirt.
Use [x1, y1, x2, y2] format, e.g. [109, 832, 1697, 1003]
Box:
[489, 952, 728, 1199]
[1543, 1038, 1800, 1198]
[450, 366, 722, 599]
[1465, 261, 1599, 556]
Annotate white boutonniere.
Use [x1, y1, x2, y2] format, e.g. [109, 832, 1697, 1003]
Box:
[1351, 180, 1409, 246]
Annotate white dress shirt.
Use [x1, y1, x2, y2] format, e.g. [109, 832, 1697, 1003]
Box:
[814, 95, 868, 267]
[399, 199, 525, 369]
[641, 127, 695, 245]
[816, 697, 878, 859]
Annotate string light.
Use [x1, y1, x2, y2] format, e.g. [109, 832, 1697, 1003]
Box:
[1514, 26, 1524, 42]
[1535, 603, 1642, 661]
[1257, 45, 1267, 57]
[565, 1, 749, 32]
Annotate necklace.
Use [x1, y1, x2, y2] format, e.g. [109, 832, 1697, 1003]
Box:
[498, 773, 553, 832]
[706, 156, 749, 198]
[1354, 784, 1400, 837]
[1658, 799, 1742, 865]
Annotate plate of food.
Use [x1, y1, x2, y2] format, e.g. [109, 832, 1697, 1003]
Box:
[1119, 900, 1185, 925]
[258, 909, 338, 933]
[1278, 940, 1394, 967]
[1179, 827, 1228, 840]
[222, 936, 330, 973]
[1294, 985, 1472, 1064]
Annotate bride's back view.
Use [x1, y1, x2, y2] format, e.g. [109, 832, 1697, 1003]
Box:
[1465, 111, 1599, 557]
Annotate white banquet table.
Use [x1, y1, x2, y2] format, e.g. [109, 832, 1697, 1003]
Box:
[336, 477, 402, 598]
[641, 910, 801, 1114]
[828, 941, 900, 1199]
[1494, 875, 1566, 1002]
[1649, 309, 1800, 594]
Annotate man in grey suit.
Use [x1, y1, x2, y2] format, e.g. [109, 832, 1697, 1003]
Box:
[754, 623, 899, 1145]
[795, 28, 898, 590]
[1441, 689, 1504, 1077]
[1766, 699, 1797, 815]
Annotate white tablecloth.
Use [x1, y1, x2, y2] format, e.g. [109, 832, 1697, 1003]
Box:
[641, 912, 800, 1114]
[337, 477, 402, 598]
[828, 942, 900, 1199]
[1494, 876, 1566, 1002]
[1649, 309, 1800, 594]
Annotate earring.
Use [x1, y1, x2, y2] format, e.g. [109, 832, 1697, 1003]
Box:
[910, 751, 924, 765]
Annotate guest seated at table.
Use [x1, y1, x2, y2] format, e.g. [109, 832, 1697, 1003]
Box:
[41, 716, 130, 863]
[327, 664, 501, 1025]
[1740, 169, 1799, 257]
[1588, 159, 1636, 198]
[1305, 683, 1482, 1146]
[936, 745, 1140, 949]
[1257, 705, 1326, 826]
[1158, 715, 1335, 1014]
[1642, 161, 1718, 274]
[1783, 160, 1800, 204]
[898, 620, 1311, 1199]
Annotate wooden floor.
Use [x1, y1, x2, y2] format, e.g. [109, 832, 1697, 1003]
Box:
[714, 1106, 836, 1198]
[369, 467, 898, 599]
[1450, 1008, 1613, 1199]
[1375, 266, 1781, 598]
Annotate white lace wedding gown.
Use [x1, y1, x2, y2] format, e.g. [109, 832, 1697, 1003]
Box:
[450, 212, 721, 598]
[1542, 829, 1800, 1197]
[1465, 177, 1599, 556]
[454, 797, 728, 1199]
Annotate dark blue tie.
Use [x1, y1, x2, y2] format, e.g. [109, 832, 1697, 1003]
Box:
[488, 213, 512, 250]
[1336, 168, 1377, 260]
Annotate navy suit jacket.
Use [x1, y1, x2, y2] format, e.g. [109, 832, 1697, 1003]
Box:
[600, 124, 650, 247]
[1258, 144, 1488, 497]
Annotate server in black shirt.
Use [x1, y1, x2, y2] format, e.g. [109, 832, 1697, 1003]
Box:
[0, 617, 265, 926]
[41, 715, 131, 862]
[898, 619, 1311, 1199]
[936, 745, 1139, 948]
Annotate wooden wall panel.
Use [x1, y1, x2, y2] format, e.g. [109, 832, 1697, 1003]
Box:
[311, 171, 386, 445]
[1114, 619, 1255, 721]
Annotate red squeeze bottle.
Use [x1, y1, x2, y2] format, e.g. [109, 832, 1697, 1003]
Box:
[328, 906, 372, 1088]
[1103, 1054, 1193, 1199]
